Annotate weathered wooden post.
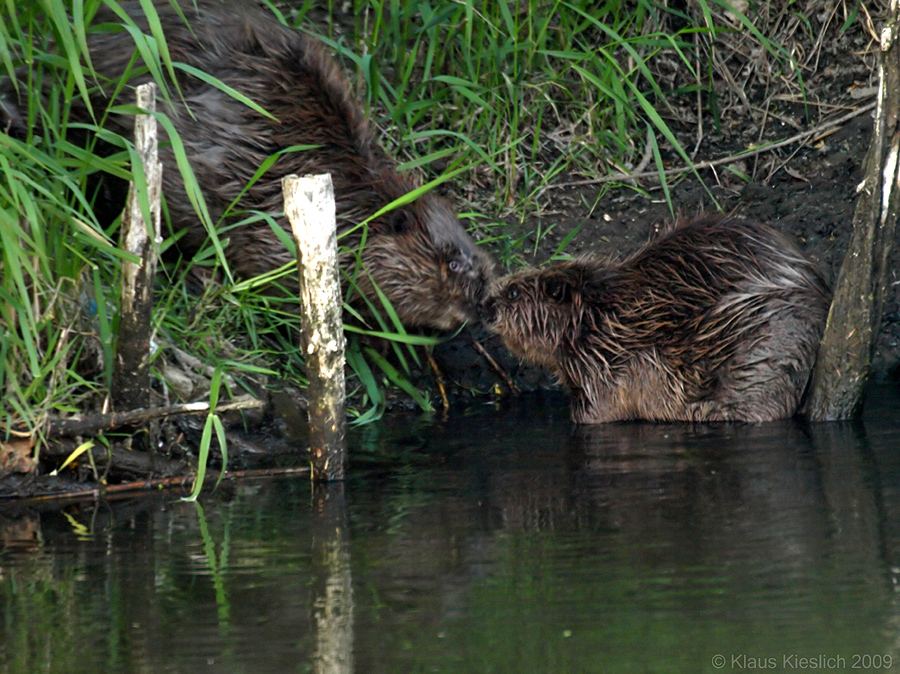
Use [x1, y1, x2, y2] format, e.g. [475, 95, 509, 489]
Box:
[112, 82, 162, 412]
[806, 0, 900, 419]
[282, 173, 348, 481]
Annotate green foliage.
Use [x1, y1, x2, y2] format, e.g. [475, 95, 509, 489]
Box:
[0, 1, 127, 437]
[185, 367, 227, 501]
[0, 0, 800, 444]
[303, 0, 706, 221]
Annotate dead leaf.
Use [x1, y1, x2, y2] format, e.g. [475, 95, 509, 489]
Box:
[784, 166, 809, 183]
[0, 438, 37, 475]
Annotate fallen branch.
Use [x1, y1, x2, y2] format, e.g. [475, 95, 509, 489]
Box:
[550, 101, 877, 190]
[425, 349, 450, 411]
[40, 439, 188, 477]
[40, 396, 264, 440]
[473, 339, 520, 394]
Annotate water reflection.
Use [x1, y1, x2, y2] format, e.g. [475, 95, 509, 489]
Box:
[312, 484, 354, 674]
[1, 387, 899, 673]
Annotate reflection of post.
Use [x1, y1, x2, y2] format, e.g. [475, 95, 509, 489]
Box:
[809, 423, 885, 574]
[282, 173, 348, 481]
[312, 483, 354, 674]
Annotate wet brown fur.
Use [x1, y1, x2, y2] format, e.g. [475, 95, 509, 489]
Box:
[5, 0, 493, 329]
[482, 217, 832, 423]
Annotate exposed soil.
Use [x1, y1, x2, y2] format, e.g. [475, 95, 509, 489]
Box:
[5, 1, 898, 499]
[435, 4, 900, 397]
[437, 111, 900, 398]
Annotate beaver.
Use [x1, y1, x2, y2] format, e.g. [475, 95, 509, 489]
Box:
[1, 0, 493, 330]
[481, 216, 832, 423]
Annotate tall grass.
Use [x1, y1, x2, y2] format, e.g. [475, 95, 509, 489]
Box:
[293, 0, 800, 269]
[300, 0, 708, 221]
[1, 0, 795, 439]
[0, 1, 122, 438]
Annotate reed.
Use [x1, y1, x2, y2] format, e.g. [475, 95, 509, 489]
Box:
[1, 0, 792, 435]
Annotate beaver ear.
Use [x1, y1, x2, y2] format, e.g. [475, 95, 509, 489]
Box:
[543, 274, 579, 304]
[580, 269, 610, 303]
[388, 209, 416, 235]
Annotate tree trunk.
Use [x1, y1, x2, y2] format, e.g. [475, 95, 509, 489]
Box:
[806, 3, 900, 420]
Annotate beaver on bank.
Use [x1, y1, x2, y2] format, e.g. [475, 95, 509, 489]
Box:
[1, 0, 493, 330]
[481, 217, 832, 423]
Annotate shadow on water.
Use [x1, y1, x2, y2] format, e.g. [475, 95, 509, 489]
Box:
[2, 386, 900, 673]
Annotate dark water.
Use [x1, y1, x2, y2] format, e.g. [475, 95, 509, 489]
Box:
[3, 387, 900, 673]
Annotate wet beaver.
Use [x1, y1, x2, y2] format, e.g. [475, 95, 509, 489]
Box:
[481, 216, 832, 423]
[1, 0, 493, 330]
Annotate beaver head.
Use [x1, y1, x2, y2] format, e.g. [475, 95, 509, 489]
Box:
[481, 260, 615, 370]
[353, 191, 495, 330]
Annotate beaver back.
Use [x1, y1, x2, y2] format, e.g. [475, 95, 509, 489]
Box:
[483, 216, 831, 422]
[5, 0, 494, 330]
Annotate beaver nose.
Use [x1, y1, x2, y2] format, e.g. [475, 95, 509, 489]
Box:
[476, 295, 496, 324]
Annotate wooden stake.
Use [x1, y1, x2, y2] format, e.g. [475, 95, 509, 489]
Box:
[282, 174, 348, 481]
[806, 3, 900, 420]
[112, 83, 162, 412]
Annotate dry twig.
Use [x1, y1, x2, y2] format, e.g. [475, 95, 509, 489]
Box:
[2, 466, 311, 505]
[551, 101, 876, 191]
[38, 397, 264, 440]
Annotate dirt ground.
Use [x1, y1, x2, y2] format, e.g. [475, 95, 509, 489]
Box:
[437, 111, 900, 398]
[5, 2, 896, 498]
[434, 6, 900, 400]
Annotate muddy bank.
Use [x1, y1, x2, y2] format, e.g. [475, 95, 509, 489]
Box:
[436, 111, 899, 397]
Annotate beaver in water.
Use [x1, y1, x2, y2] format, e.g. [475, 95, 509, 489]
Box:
[481, 216, 832, 423]
[1, 0, 493, 330]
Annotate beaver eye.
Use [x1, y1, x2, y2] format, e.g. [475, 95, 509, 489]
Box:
[506, 287, 519, 300]
[448, 260, 462, 273]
